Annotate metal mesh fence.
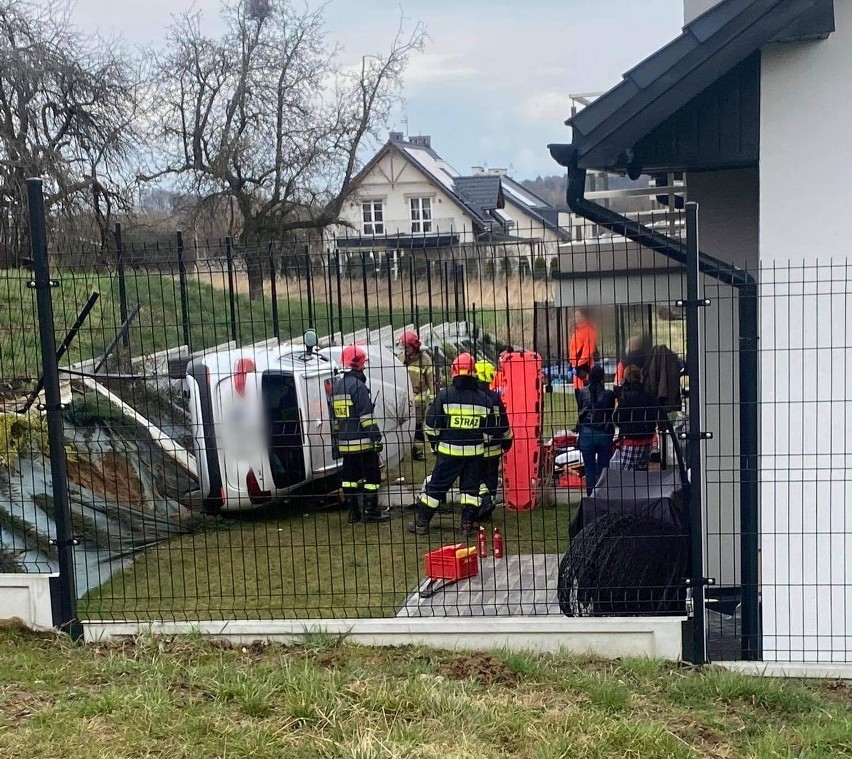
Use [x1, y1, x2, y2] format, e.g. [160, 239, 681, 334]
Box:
[2, 198, 849, 664]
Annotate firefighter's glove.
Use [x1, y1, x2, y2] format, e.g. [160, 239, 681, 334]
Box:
[430, 442, 438, 454]
[373, 440, 384, 454]
[501, 440, 513, 452]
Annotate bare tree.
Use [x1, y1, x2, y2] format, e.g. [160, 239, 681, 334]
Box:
[0, 0, 141, 262]
[145, 0, 425, 299]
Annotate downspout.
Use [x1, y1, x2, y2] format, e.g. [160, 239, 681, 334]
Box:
[549, 144, 761, 661]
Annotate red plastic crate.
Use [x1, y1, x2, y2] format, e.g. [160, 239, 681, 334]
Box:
[424, 543, 479, 582]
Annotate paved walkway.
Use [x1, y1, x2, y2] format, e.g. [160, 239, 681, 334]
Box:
[397, 553, 562, 617]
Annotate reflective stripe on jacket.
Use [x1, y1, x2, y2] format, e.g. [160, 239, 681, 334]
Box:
[329, 371, 381, 454]
[482, 385, 513, 458]
[423, 378, 508, 457]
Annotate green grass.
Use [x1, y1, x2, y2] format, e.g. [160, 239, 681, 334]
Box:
[0, 268, 375, 381]
[1, 627, 850, 759]
[80, 391, 579, 622]
[79, 497, 571, 621]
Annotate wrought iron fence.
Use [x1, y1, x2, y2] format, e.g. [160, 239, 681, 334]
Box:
[2, 183, 850, 665]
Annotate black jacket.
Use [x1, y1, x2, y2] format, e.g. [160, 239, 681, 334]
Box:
[481, 383, 513, 458]
[613, 381, 661, 439]
[577, 383, 616, 436]
[423, 376, 508, 457]
[328, 370, 381, 454]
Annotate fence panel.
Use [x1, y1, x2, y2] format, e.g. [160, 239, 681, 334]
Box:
[4, 201, 848, 664]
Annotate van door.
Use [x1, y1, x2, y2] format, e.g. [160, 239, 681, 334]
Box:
[263, 371, 306, 489]
[298, 368, 339, 477]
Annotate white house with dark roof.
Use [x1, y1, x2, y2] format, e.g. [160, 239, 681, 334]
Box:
[334, 133, 568, 271]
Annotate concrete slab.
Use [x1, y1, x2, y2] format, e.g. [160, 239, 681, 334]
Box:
[397, 553, 562, 618]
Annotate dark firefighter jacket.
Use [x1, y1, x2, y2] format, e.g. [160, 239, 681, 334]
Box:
[423, 377, 509, 457]
[328, 371, 381, 454]
[481, 384, 513, 458]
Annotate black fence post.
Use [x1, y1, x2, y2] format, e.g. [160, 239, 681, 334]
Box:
[114, 222, 129, 348]
[739, 282, 761, 660]
[176, 231, 191, 350]
[268, 242, 279, 341]
[304, 245, 315, 327]
[225, 236, 238, 344]
[26, 178, 82, 641]
[683, 201, 709, 665]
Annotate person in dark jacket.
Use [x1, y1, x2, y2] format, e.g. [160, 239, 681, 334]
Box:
[612, 364, 662, 471]
[615, 335, 649, 386]
[408, 353, 509, 536]
[329, 345, 388, 524]
[475, 359, 513, 520]
[576, 364, 616, 496]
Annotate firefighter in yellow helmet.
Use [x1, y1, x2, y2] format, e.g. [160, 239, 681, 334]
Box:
[397, 330, 435, 461]
[475, 359, 513, 519]
[408, 353, 509, 536]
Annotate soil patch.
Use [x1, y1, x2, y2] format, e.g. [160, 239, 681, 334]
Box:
[438, 653, 520, 687]
[67, 452, 144, 508]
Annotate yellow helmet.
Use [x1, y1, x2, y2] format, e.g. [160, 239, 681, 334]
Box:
[475, 360, 496, 385]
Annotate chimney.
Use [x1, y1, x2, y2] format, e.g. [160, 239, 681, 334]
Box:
[409, 135, 431, 148]
[471, 167, 508, 177]
[389, 131, 404, 143]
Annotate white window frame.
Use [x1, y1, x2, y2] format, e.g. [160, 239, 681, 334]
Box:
[409, 197, 433, 234]
[362, 200, 384, 235]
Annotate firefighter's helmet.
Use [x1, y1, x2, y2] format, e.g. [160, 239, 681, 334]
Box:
[451, 353, 476, 378]
[341, 345, 368, 371]
[398, 330, 421, 352]
[475, 360, 497, 386]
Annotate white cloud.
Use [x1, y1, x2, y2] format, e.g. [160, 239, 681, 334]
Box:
[404, 53, 479, 87]
[517, 91, 575, 124]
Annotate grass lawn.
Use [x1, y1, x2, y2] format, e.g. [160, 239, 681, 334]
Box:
[79, 497, 571, 621]
[0, 268, 340, 381]
[1, 626, 850, 759]
[80, 392, 580, 622]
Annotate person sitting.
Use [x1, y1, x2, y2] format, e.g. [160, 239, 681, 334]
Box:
[575, 364, 616, 496]
[612, 364, 663, 471]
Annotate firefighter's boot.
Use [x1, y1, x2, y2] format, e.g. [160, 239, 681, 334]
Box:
[407, 504, 436, 535]
[460, 506, 476, 538]
[363, 494, 389, 523]
[346, 495, 362, 524]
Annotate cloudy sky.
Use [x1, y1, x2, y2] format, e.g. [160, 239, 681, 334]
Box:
[68, 0, 685, 180]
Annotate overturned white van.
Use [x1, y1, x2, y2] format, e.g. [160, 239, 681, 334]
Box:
[186, 337, 414, 513]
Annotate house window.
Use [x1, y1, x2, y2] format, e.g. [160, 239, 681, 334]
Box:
[362, 201, 384, 235]
[410, 197, 432, 233]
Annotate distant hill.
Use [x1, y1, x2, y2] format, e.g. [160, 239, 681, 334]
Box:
[519, 175, 566, 207]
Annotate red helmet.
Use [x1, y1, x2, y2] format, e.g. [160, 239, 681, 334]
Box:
[398, 330, 421, 351]
[341, 345, 368, 371]
[451, 352, 476, 377]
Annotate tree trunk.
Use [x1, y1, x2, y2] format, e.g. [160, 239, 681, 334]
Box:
[240, 225, 266, 301]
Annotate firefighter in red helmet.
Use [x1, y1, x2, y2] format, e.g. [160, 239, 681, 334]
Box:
[397, 330, 435, 461]
[408, 353, 509, 536]
[329, 345, 388, 524]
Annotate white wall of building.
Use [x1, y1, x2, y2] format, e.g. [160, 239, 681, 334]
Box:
[337, 147, 476, 240]
[686, 169, 760, 590]
[760, 7, 852, 662]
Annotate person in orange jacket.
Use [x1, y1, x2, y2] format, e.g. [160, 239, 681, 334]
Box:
[569, 308, 598, 396]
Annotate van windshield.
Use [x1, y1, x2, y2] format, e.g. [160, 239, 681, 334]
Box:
[262, 372, 306, 489]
